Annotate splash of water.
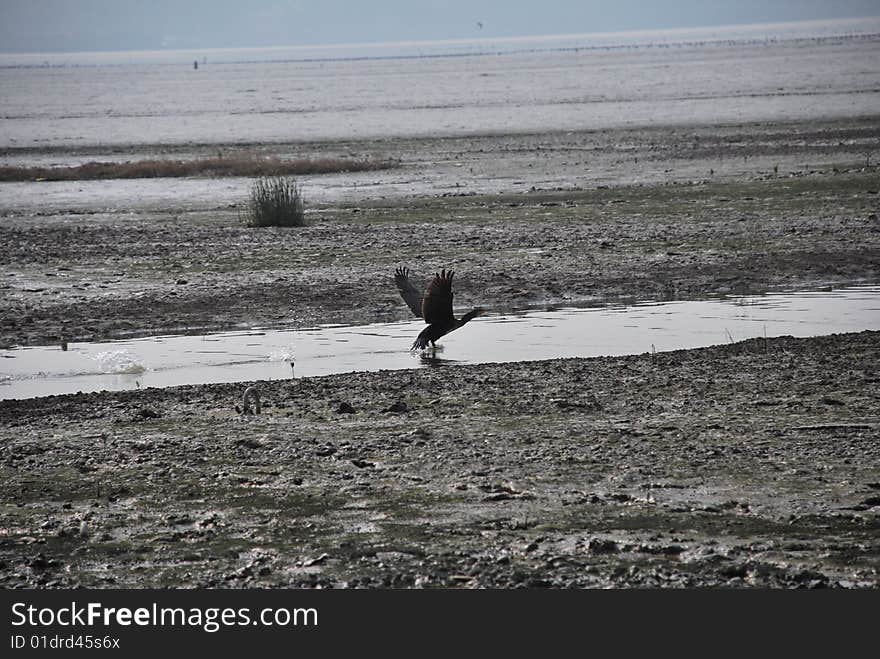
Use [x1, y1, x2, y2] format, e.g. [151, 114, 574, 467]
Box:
[91, 349, 146, 375]
[268, 347, 296, 363]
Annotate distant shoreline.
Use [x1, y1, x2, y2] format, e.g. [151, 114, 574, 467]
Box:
[1, 16, 878, 68]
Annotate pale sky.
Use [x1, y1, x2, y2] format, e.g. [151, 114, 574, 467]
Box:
[0, 0, 877, 53]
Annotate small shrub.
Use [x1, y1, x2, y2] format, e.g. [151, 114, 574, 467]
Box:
[244, 176, 306, 227]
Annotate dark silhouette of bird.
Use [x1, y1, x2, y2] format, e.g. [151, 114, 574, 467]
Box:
[395, 267, 484, 351]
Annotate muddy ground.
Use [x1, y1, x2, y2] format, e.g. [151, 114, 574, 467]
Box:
[1, 117, 879, 347]
[0, 331, 878, 588]
[1, 116, 879, 588]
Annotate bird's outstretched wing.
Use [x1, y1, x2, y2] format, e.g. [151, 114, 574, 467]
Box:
[422, 269, 454, 324]
[394, 267, 423, 318]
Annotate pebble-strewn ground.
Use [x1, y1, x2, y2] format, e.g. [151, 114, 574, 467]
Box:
[1, 331, 878, 588]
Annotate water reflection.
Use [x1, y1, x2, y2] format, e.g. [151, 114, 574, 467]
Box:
[418, 351, 460, 368]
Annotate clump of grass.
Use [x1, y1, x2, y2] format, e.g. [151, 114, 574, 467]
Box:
[243, 176, 305, 227]
[0, 155, 396, 182]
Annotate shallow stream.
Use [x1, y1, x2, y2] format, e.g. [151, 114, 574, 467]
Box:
[1, 285, 878, 400]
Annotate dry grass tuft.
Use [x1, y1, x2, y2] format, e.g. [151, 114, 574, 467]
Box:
[0, 155, 396, 182]
[243, 176, 306, 228]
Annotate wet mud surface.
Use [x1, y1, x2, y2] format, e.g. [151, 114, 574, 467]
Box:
[1, 331, 878, 588]
[1, 117, 879, 588]
[1, 117, 879, 348]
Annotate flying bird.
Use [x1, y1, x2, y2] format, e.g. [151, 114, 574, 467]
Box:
[395, 267, 484, 351]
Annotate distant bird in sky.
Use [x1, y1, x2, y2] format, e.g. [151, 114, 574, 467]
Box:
[395, 267, 485, 351]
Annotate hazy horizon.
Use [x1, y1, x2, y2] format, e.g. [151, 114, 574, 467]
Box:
[1, 0, 878, 55]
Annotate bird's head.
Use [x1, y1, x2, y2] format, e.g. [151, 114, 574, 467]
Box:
[460, 307, 486, 324]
